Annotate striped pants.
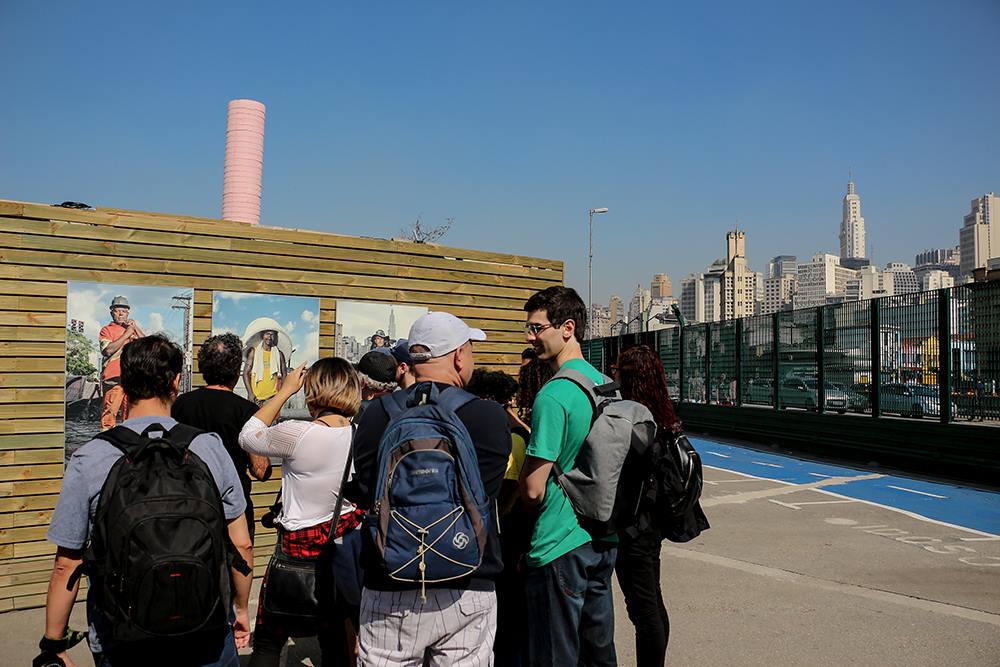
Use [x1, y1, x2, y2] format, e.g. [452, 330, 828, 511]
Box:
[359, 586, 497, 667]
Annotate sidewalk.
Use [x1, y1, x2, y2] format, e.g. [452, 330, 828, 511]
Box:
[7, 464, 1000, 665]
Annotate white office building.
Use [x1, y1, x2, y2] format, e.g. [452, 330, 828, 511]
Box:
[959, 192, 999, 277]
[839, 179, 867, 262]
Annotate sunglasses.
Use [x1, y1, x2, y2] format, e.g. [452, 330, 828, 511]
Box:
[524, 323, 554, 335]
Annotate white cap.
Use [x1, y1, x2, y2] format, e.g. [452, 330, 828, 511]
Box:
[407, 311, 486, 361]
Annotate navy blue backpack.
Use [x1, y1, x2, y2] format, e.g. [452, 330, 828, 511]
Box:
[366, 382, 491, 599]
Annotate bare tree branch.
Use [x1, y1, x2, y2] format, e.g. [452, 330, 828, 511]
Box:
[400, 216, 454, 244]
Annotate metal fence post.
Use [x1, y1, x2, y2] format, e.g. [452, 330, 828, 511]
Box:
[678, 324, 686, 403]
[871, 298, 881, 418]
[771, 313, 780, 409]
[735, 319, 744, 406]
[938, 288, 952, 424]
[816, 306, 825, 414]
[704, 322, 713, 404]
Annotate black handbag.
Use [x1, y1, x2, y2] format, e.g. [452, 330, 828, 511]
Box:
[260, 427, 355, 624]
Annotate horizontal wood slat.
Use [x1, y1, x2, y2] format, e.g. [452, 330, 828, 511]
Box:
[0, 197, 562, 612]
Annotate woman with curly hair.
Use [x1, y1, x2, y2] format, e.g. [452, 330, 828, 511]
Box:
[517, 347, 554, 423]
[613, 344, 698, 667]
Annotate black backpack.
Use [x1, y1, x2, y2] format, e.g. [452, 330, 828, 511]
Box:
[81, 423, 246, 643]
[636, 429, 708, 542]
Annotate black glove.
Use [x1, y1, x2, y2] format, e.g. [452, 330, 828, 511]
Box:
[32, 652, 65, 667]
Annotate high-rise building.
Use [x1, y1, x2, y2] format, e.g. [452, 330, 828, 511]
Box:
[959, 193, 999, 277]
[921, 270, 955, 291]
[722, 230, 755, 320]
[679, 273, 705, 324]
[914, 246, 961, 285]
[588, 304, 611, 338]
[846, 265, 894, 301]
[795, 253, 856, 308]
[884, 262, 919, 294]
[650, 273, 672, 299]
[762, 274, 797, 315]
[608, 295, 623, 329]
[839, 179, 867, 262]
[767, 255, 797, 279]
[627, 284, 651, 333]
[703, 260, 725, 323]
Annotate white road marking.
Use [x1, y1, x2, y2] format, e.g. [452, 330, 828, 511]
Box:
[706, 451, 731, 458]
[769, 499, 859, 510]
[704, 464, 1000, 539]
[752, 461, 783, 468]
[960, 536, 1000, 542]
[809, 473, 834, 478]
[701, 472, 882, 507]
[888, 485, 947, 499]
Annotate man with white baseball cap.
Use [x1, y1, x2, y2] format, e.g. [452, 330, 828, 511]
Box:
[347, 311, 510, 665]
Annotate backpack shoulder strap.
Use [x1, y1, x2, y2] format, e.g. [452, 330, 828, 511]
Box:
[95, 425, 148, 458]
[381, 389, 412, 421]
[551, 367, 619, 412]
[162, 423, 204, 451]
[434, 386, 477, 415]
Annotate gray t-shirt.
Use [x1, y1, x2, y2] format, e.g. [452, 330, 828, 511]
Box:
[47, 416, 247, 653]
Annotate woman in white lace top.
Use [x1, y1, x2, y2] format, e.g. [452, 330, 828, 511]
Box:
[239, 356, 363, 667]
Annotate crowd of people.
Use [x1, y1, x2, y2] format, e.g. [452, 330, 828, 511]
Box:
[38, 285, 706, 667]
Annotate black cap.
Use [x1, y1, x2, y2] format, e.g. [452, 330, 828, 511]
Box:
[356, 350, 398, 384]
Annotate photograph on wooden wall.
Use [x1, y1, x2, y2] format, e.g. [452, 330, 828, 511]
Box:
[334, 300, 428, 364]
[65, 281, 194, 458]
[211, 291, 320, 419]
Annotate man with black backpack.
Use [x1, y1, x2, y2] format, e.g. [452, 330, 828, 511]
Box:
[348, 311, 511, 666]
[520, 286, 619, 666]
[38, 335, 254, 667]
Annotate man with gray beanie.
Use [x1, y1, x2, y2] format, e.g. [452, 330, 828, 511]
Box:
[347, 311, 511, 666]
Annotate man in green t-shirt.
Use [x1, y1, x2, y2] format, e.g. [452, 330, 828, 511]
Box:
[519, 286, 618, 666]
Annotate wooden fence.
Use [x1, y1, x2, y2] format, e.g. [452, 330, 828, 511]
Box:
[0, 198, 562, 611]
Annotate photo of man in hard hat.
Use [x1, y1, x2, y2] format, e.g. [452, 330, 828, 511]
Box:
[98, 296, 146, 429]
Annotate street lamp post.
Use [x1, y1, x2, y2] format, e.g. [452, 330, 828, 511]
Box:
[588, 207, 609, 338]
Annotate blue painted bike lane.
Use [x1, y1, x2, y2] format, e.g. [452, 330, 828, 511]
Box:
[691, 437, 1000, 536]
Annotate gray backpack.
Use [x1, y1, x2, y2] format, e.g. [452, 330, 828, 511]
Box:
[550, 367, 657, 538]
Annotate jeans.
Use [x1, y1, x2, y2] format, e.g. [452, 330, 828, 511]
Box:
[615, 528, 669, 666]
[93, 632, 238, 667]
[248, 621, 350, 667]
[524, 541, 618, 666]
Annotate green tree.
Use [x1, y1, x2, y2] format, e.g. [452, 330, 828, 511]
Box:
[66, 329, 98, 379]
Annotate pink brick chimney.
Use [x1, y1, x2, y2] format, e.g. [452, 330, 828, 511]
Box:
[222, 99, 265, 225]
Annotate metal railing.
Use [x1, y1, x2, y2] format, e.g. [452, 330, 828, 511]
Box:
[583, 282, 1000, 424]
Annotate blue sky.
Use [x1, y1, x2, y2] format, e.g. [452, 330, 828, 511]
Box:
[2, 1, 997, 305]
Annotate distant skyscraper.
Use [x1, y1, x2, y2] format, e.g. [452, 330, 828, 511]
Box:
[388, 306, 397, 339]
[767, 255, 797, 279]
[679, 273, 705, 324]
[608, 295, 623, 329]
[884, 262, 919, 294]
[839, 178, 867, 261]
[627, 284, 651, 333]
[914, 246, 961, 285]
[703, 260, 725, 323]
[722, 230, 755, 320]
[795, 253, 856, 308]
[959, 193, 999, 277]
[921, 270, 955, 291]
[650, 273, 672, 299]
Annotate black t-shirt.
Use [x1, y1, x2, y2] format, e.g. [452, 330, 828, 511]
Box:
[347, 382, 512, 591]
[172, 388, 260, 504]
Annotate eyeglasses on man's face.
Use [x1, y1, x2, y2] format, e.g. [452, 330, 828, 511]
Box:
[524, 322, 554, 336]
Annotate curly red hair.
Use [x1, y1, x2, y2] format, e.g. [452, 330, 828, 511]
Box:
[616, 344, 682, 434]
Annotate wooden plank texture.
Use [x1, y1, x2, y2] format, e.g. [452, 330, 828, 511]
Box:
[0, 197, 563, 612]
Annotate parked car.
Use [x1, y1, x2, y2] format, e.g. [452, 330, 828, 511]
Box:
[779, 377, 848, 413]
[880, 383, 952, 418]
[745, 377, 774, 404]
[832, 381, 869, 413]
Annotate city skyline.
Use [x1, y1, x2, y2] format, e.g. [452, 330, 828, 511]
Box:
[1, 1, 997, 304]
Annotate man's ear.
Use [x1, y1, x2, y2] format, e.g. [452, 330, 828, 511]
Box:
[562, 319, 577, 341]
[170, 373, 182, 397]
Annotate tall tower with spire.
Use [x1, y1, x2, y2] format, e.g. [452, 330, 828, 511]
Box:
[840, 175, 866, 261]
[388, 305, 397, 339]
